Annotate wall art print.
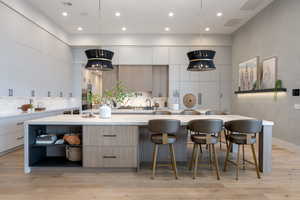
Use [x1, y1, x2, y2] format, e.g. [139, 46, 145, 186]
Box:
[238, 57, 258, 91]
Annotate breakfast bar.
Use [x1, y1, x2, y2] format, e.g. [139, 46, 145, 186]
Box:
[24, 114, 274, 174]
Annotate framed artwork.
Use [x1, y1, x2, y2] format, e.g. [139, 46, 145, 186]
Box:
[262, 57, 277, 89]
[238, 57, 258, 91]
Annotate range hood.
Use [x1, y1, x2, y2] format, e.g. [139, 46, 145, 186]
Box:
[85, 49, 114, 71]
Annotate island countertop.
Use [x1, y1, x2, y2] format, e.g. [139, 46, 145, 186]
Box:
[25, 114, 274, 126]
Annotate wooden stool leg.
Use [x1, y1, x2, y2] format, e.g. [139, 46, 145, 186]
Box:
[189, 143, 196, 171]
[151, 144, 159, 179]
[193, 144, 200, 179]
[219, 133, 222, 149]
[251, 144, 261, 179]
[242, 145, 246, 170]
[212, 144, 220, 180]
[169, 144, 178, 179]
[200, 144, 203, 153]
[223, 142, 232, 172]
[208, 144, 212, 168]
[236, 144, 240, 180]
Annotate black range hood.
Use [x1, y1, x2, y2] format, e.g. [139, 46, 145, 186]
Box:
[85, 49, 114, 71]
[187, 50, 216, 71]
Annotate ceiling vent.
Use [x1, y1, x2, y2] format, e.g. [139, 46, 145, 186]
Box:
[240, 0, 265, 11]
[224, 18, 243, 27]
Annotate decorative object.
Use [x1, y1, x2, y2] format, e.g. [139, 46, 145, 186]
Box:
[102, 81, 133, 107]
[238, 57, 258, 91]
[187, 50, 216, 71]
[274, 79, 283, 101]
[99, 104, 112, 119]
[262, 57, 277, 89]
[85, 49, 114, 71]
[183, 93, 196, 108]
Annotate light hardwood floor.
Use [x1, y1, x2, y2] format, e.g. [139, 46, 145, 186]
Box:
[0, 138, 300, 200]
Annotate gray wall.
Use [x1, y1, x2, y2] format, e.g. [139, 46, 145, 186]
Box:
[232, 0, 300, 144]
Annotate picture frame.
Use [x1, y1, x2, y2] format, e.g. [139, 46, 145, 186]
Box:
[262, 56, 277, 89]
[238, 57, 259, 91]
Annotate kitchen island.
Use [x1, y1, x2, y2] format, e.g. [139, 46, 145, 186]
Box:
[24, 114, 274, 174]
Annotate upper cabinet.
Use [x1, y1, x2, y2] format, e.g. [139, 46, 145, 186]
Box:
[119, 47, 153, 65]
[153, 47, 169, 65]
[168, 47, 190, 65]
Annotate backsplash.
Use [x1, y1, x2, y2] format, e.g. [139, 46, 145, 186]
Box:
[122, 92, 168, 108]
[0, 97, 80, 114]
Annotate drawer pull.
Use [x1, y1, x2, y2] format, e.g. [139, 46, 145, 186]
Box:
[16, 136, 24, 140]
[103, 135, 117, 137]
[17, 122, 24, 126]
[103, 156, 117, 159]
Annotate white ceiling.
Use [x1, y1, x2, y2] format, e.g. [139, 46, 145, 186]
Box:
[26, 0, 274, 34]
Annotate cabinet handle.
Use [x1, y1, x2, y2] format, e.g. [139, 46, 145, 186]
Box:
[103, 135, 117, 137]
[16, 136, 24, 140]
[17, 122, 24, 126]
[103, 156, 117, 159]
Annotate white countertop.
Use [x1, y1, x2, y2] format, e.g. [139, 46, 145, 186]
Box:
[84, 108, 210, 115]
[26, 114, 274, 126]
[0, 107, 79, 120]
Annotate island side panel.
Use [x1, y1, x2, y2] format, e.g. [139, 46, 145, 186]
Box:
[259, 124, 273, 173]
[83, 125, 139, 168]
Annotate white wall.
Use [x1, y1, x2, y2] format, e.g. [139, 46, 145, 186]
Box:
[71, 34, 232, 111]
[232, 0, 300, 145]
[0, 1, 73, 99]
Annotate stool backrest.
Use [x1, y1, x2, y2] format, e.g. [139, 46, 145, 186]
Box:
[205, 110, 227, 115]
[154, 111, 172, 115]
[180, 110, 201, 115]
[188, 119, 223, 133]
[225, 120, 262, 134]
[148, 119, 181, 134]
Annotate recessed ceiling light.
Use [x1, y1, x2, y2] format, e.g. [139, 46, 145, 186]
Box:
[165, 27, 170, 31]
[168, 12, 174, 17]
[122, 27, 127, 31]
[205, 27, 210, 32]
[77, 27, 83, 31]
[62, 12, 68, 17]
[115, 12, 121, 17]
[217, 12, 223, 17]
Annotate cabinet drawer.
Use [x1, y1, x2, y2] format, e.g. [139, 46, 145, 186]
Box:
[83, 146, 137, 168]
[0, 131, 23, 152]
[83, 126, 138, 146]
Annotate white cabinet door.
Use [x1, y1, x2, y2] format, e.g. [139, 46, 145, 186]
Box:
[153, 47, 169, 65]
[169, 47, 190, 65]
[119, 47, 153, 65]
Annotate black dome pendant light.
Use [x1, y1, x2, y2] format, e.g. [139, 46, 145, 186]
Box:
[85, 49, 114, 71]
[186, 0, 216, 72]
[187, 50, 216, 71]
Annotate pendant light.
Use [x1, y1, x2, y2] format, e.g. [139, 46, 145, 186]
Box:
[85, 49, 114, 71]
[186, 0, 216, 71]
[187, 50, 216, 71]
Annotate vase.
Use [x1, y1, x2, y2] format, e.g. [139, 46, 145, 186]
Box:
[99, 104, 112, 119]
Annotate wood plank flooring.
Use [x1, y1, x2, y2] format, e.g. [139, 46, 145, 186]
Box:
[0, 138, 300, 200]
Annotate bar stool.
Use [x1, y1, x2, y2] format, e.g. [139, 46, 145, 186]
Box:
[206, 110, 228, 149]
[223, 120, 262, 180]
[180, 110, 201, 115]
[188, 119, 223, 180]
[153, 110, 172, 115]
[148, 119, 181, 179]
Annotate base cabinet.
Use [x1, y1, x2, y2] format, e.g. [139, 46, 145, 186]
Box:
[83, 146, 137, 168]
[83, 125, 139, 168]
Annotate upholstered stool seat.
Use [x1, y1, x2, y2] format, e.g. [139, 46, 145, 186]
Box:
[151, 133, 176, 144]
[228, 134, 256, 144]
[191, 134, 218, 144]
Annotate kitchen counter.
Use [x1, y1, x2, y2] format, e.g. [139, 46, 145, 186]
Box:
[26, 114, 273, 126]
[83, 108, 210, 115]
[0, 107, 79, 119]
[24, 114, 274, 174]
